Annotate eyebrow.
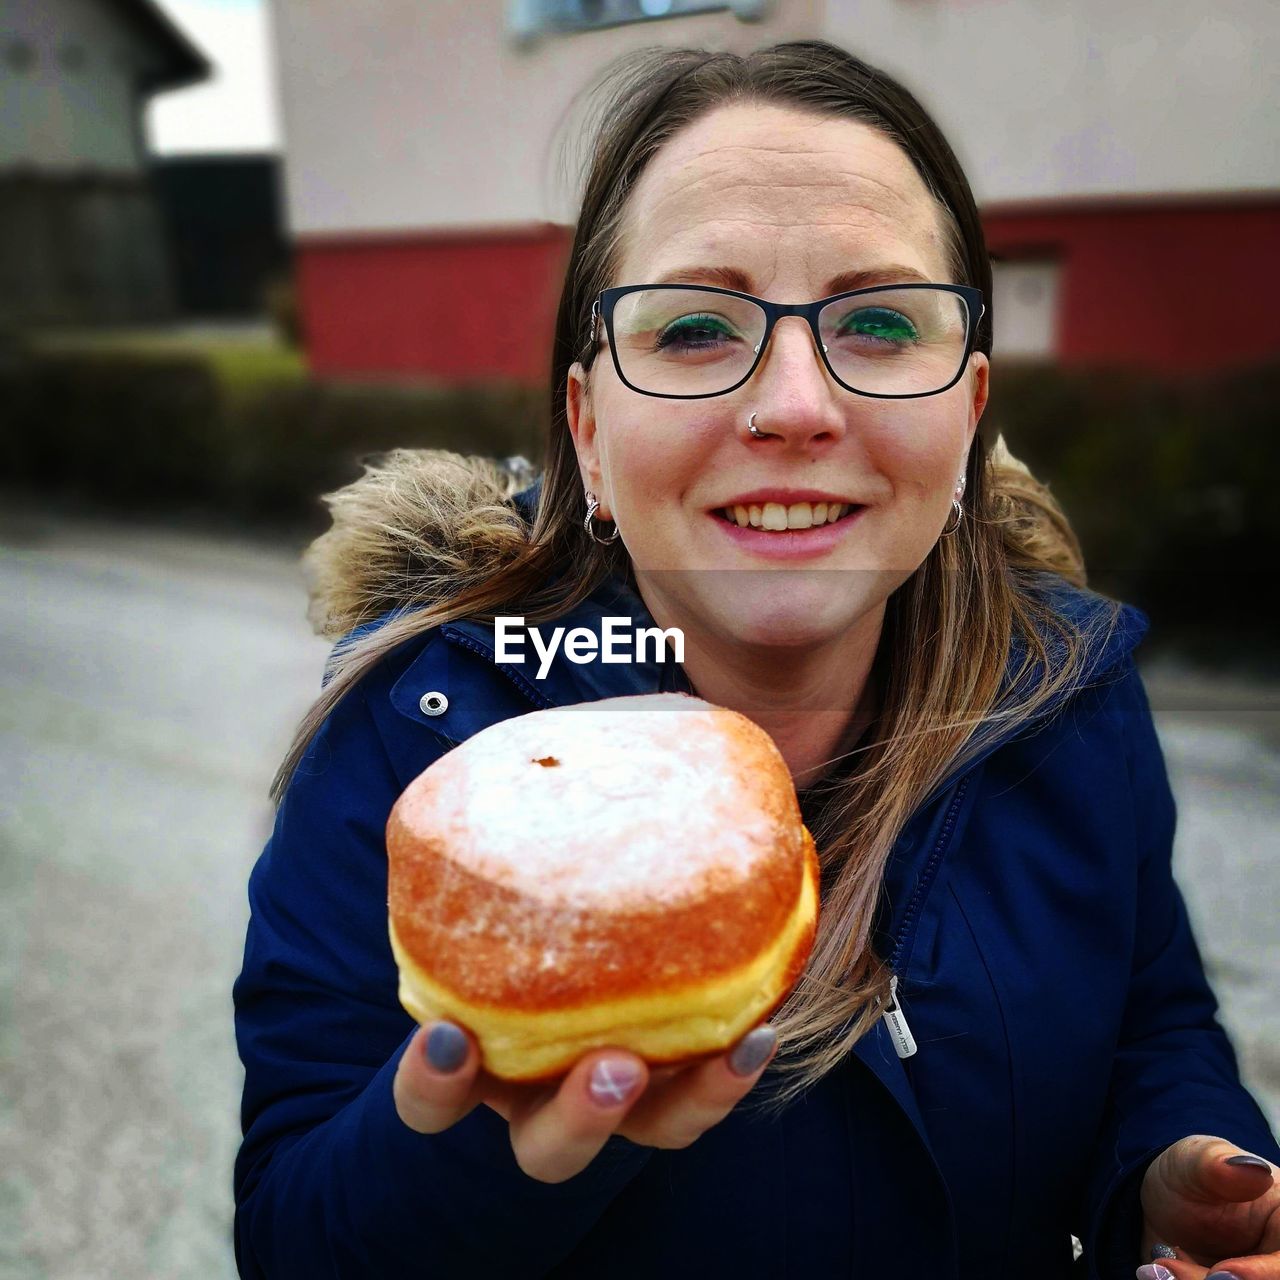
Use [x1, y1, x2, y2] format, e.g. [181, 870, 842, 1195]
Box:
[650, 263, 934, 294]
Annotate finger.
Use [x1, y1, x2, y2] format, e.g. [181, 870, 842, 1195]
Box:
[1138, 1245, 1248, 1280]
[621, 1025, 778, 1149]
[393, 1021, 483, 1134]
[1136, 1263, 1207, 1280]
[1136, 1259, 1212, 1279]
[1139, 1243, 1218, 1276]
[1166, 1137, 1279, 1206]
[507, 1050, 649, 1184]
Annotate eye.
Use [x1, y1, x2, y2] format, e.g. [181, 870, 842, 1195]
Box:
[654, 312, 739, 351]
[834, 306, 919, 345]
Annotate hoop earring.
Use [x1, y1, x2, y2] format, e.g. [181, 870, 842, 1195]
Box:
[941, 472, 966, 537]
[940, 497, 964, 537]
[583, 491, 621, 545]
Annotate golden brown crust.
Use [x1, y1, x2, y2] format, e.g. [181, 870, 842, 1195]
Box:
[386, 815, 801, 1010]
[388, 831, 819, 1081]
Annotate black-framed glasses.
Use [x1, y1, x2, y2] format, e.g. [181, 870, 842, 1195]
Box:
[589, 282, 986, 400]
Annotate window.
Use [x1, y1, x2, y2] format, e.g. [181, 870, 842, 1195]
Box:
[991, 258, 1062, 360]
[508, 0, 768, 41]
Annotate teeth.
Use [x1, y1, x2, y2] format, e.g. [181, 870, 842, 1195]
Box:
[726, 501, 852, 530]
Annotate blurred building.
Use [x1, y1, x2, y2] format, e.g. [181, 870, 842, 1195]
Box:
[267, 0, 1280, 383]
[151, 152, 290, 316]
[0, 0, 215, 326]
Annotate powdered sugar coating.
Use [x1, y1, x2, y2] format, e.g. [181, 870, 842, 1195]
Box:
[409, 693, 786, 909]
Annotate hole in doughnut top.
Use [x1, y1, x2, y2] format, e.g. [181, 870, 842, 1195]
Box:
[532, 755, 561, 767]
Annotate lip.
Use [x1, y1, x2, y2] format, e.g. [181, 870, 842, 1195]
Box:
[712, 487, 863, 509]
[707, 504, 866, 560]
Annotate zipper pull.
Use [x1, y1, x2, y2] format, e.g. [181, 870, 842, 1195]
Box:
[881, 973, 918, 1059]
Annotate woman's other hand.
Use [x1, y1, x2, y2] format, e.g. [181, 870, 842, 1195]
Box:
[1135, 1134, 1280, 1279]
[392, 1020, 778, 1184]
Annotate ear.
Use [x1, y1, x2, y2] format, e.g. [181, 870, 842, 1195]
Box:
[966, 352, 990, 452]
[566, 360, 609, 518]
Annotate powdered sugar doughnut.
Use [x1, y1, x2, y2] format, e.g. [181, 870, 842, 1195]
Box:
[386, 692, 819, 1082]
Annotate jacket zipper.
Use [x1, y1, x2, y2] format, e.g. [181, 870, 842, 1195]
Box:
[879, 772, 972, 1058]
[442, 628, 558, 711]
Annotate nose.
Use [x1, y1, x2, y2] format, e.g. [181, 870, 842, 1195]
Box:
[744, 316, 846, 448]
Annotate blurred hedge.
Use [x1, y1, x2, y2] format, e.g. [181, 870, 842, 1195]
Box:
[987, 358, 1280, 665]
[1, 343, 1276, 664]
[0, 346, 546, 533]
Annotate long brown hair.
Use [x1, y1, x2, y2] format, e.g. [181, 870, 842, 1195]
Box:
[275, 40, 1114, 1115]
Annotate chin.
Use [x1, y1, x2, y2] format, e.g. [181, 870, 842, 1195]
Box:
[707, 591, 873, 652]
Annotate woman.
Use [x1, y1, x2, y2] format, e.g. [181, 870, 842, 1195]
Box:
[232, 41, 1279, 1279]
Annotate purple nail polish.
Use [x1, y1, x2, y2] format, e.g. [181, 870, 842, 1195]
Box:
[728, 1026, 777, 1077]
[1150, 1243, 1177, 1260]
[425, 1022, 467, 1073]
[1135, 1266, 1173, 1280]
[1224, 1153, 1273, 1172]
[1205, 1272, 1242, 1280]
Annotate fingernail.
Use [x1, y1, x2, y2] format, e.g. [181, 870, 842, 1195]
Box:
[1135, 1266, 1174, 1280]
[588, 1059, 641, 1108]
[1150, 1244, 1177, 1260]
[1206, 1272, 1243, 1280]
[425, 1022, 467, 1073]
[728, 1026, 777, 1077]
[1224, 1153, 1273, 1172]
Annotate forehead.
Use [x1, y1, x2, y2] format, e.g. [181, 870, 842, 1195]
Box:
[616, 102, 950, 288]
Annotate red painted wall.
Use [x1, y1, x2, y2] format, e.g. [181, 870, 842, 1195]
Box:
[296, 223, 572, 383]
[985, 194, 1280, 376]
[296, 196, 1280, 383]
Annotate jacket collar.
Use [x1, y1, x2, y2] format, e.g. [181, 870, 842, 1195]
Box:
[391, 471, 1147, 761]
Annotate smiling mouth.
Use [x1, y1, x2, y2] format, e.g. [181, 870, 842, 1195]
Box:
[712, 501, 865, 531]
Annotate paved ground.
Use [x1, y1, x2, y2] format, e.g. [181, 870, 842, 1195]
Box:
[2, 507, 1277, 1279]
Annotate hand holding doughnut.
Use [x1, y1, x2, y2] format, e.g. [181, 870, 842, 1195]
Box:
[393, 1018, 778, 1184]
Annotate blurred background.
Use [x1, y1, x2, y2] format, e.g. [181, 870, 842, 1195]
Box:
[2, 1, 1277, 1276]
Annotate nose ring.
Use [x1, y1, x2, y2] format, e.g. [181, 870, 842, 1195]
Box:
[748, 413, 766, 440]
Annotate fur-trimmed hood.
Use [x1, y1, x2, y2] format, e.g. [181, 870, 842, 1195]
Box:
[303, 449, 541, 641]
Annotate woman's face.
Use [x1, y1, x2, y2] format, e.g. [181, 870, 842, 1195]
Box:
[567, 102, 989, 654]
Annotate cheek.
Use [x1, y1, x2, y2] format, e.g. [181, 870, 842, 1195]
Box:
[863, 407, 967, 500]
[602, 409, 720, 510]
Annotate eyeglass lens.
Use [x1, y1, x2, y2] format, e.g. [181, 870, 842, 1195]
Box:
[609, 286, 972, 397]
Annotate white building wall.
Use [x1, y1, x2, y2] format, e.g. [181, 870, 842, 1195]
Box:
[0, 0, 171, 173]
[270, 0, 1277, 238]
[269, 0, 823, 236]
[821, 0, 1280, 205]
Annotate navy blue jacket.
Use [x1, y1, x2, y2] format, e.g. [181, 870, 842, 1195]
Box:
[233, 489, 1279, 1279]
